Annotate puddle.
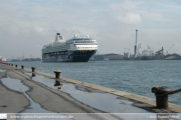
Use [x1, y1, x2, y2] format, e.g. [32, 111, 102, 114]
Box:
[0, 77, 53, 113]
[0, 77, 29, 92]
[0, 69, 6, 73]
[25, 73, 150, 113]
[0, 76, 72, 120]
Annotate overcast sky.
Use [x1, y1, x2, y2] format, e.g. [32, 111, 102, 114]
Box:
[0, 0, 181, 59]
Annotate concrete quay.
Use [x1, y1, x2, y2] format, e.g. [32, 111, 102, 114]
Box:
[0, 63, 181, 119]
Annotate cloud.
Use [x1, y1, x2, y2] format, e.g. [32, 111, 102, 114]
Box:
[0, 0, 181, 58]
[34, 26, 46, 34]
[117, 13, 142, 24]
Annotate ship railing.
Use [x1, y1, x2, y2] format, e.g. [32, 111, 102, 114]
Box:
[74, 40, 97, 44]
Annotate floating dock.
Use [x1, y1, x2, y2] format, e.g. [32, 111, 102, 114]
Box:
[0, 63, 181, 120]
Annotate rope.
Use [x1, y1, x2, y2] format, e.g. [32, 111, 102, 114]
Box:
[155, 89, 181, 96]
[169, 89, 181, 95]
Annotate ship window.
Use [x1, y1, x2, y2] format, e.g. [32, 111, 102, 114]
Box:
[73, 38, 91, 40]
[59, 36, 63, 40]
[66, 39, 73, 43]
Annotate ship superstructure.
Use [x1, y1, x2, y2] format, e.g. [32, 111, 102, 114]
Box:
[141, 45, 155, 60]
[155, 47, 164, 60]
[42, 33, 98, 62]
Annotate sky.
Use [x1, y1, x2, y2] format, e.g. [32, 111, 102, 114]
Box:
[0, 0, 181, 59]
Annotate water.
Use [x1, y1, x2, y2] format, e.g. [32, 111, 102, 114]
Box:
[10, 60, 181, 106]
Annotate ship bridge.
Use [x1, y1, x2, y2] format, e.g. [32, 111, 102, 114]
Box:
[66, 38, 97, 45]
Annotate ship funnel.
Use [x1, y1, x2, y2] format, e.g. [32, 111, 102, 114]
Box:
[55, 33, 65, 42]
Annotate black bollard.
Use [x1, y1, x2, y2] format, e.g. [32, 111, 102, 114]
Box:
[21, 65, 24, 69]
[31, 67, 36, 72]
[152, 86, 173, 109]
[54, 70, 62, 79]
[11, 64, 13, 66]
[15, 65, 18, 68]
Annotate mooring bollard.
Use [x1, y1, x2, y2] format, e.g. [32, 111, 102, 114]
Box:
[54, 70, 62, 79]
[9, 63, 10, 66]
[21, 65, 24, 69]
[11, 64, 13, 66]
[152, 86, 173, 109]
[15, 65, 18, 68]
[31, 67, 36, 72]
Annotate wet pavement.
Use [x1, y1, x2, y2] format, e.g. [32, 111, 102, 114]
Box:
[25, 72, 150, 113]
[23, 72, 181, 120]
[0, 73, 73, 120]
[1, 77, 52, 113]
[23, 73, 164, 120]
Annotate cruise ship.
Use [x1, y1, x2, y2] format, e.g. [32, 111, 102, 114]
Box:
[42, 33, 98, 62]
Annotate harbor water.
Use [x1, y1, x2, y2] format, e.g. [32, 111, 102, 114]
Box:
[10, 60, 181, 106]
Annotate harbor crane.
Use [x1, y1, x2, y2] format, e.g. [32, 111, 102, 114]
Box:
[134, 29, 138, 56]
[135, 43, 141, 58]
[124, 48, 131, 58]
[166, 44, 174, 54]
[124, 48, 130, 53]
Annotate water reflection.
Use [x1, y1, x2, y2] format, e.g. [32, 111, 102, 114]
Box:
[0, 69, 6, 73]
[54, 80, 63, 89]
[32, 73, 36, 77]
